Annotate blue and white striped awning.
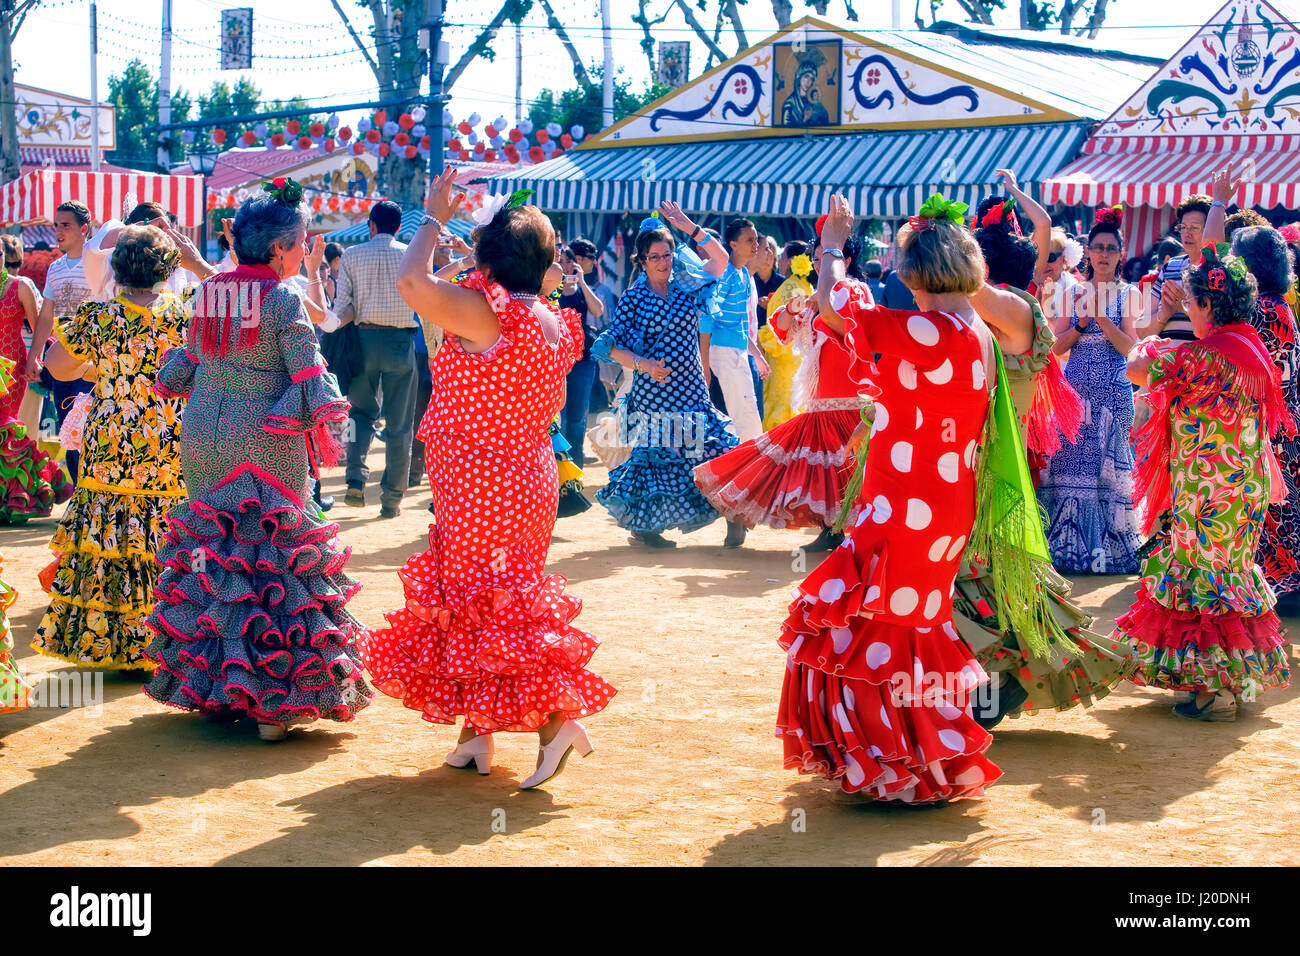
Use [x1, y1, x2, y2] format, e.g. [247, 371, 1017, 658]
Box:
[478, 123, 1089, 219]
[321, 210, 473, 245]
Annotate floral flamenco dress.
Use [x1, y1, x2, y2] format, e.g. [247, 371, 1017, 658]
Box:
[1249, 292, 1300, 594]
[0, 356, 32, 711]
[950, 290, 1133, 720]
[0, 272, 71, 523]
[778, 281, 1000, 803]
[360, 273, 616, 733]
[144, 265, 373, 723]
[593, 254, 738, 535]
[695, 297, 862, 529]
[30, 294, 189, 670]
[1117, 331, 1291, 698]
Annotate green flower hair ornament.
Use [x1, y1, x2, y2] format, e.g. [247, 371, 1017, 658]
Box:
[505, 188, 534, 209]
[262, 176, 304, 207]
[910, 193, 969, 232]
[162, 248, 182, 274]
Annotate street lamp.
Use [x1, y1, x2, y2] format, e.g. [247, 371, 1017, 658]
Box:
[188, 144, 218, 256]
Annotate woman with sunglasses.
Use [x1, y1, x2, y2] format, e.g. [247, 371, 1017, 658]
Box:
[1036, 208, 1142, 574]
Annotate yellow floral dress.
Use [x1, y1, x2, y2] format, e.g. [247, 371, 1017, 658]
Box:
[759, 272, 814, 429]
[31, 292, 189, 670]
[0, 355, 32, 711]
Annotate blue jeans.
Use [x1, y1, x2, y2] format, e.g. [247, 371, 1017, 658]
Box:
[346, 326, 417, 509]
[562, 358, 598, 468]
[750, 353, 764, 422]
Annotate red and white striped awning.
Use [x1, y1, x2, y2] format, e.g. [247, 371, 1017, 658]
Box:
[0, 168, 204, 227]
[1043, 135, 1300, 209]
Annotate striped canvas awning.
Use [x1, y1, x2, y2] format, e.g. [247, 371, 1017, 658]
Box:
[1042, 135, 1300, 209]
[478, 123, 1090, 218]
[320, 209, 473, 245]
[0, 168, 204, 227]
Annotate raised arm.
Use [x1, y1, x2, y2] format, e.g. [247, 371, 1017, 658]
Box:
[1203, 165, 1240, 248]
[815, 194, 854, 336]
[659, 201, 727, 278]
[969, 281, 1035, 355]
[397, 166, 500, 351]
[995, 169, 1053, 287]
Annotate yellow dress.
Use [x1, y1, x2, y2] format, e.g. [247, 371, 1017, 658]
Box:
[0, 355, 32, 711]
[31, 293, 189, 670]
[760, 273, 814, 429]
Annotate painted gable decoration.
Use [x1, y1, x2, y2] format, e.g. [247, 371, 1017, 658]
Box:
[595, 18, 1066, 148]
[1095, 0, 1300, 137]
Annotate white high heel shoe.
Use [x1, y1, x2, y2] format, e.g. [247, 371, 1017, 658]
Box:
[446, 735, 494, 775]
[520, 719, 593, 790]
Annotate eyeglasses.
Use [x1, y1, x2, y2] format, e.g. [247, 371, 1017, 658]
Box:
[644, 253, 673, 263]
[1089, 244, 1121, 254]
[1176, 223, 1204, 236]
[1047, 251, 1062, 263]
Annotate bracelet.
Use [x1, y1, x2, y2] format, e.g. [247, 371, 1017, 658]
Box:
[419, 214, 444, 232]
[1210, 200, 1226, 208]
[822, 248, 845, 260]
[690, 226, 702, 242]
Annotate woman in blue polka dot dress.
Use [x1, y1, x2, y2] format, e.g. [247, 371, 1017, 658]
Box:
[593, 205, 741, 548]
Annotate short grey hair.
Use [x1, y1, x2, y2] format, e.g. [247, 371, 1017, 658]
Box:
[231, 196, 308, 265]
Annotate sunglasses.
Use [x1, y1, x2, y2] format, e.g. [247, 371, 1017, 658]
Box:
[1047, 251, 1063, 263]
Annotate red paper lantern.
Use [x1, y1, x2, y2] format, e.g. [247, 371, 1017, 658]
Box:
[286, 119, 300, 136]
[484, 124, 498, 139]
[459, 148, 471, 161]
[560, 133, 573, 149]
[338, 126, 353, 141]
[404, 145, 418, 159]
[309, 122, 325, 138]
[365, 129, 381, 144]
[328, 196, 340, 211]
[378, 142, 390, 158]
[212, 128, 227, 144]
[373, 110, 388, 127]
[484, 149, 497, 162]
[225, 195, 236, 208]
[312, 196, 323, 212]
[419, 135, 431, 150]
[448, 138, 462, 152]
[324, 137, 336, 152]
[241, 130, 257, 146]
[528, 145, 544, 163]
[457, 120, 472, 135]
[473, 141, 485, 155]
[360, 198, 371, 211]
[398, 112, 415, 129]
[394, 131, 410, 147]
[298, 136, 312, 150]
[509, 128, 524, 142]
[207, 193, 218, 207]
[552, 146, 563, 157]
[504, 144, 520, 163]
[352, 142, 365, 155]
[270, 132, 286, 147]
[535, 128, 549, 145]
[343, 198, 355, 212]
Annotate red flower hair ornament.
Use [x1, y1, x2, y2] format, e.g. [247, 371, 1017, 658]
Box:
[1094, 205, 1123, 228]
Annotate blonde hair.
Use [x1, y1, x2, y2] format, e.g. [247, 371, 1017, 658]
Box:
[1049, 227, 1069, 254]
[895, 220, 984, 295]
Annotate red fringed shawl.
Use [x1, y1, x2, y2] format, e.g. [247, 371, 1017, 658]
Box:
[1028, 353, 1083, 456]
[1132, 322, 1297, 536]
[189, 263, 280, 357]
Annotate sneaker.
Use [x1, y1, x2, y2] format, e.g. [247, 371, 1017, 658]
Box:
[344, 487, 364, 507]
[379, 504, 400, 519]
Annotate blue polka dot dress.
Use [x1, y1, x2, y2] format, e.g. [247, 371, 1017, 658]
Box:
[593, 262, 738, 535]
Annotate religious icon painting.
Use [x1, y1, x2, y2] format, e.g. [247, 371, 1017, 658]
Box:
[772, 39, 841, 129]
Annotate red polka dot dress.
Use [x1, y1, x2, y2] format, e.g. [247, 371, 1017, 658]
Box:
[777, 280, 1002, 803]
[360, 272, 617, 733]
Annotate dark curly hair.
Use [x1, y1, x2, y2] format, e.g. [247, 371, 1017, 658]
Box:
[810, 233, 867, 281]
[1175, 193, 1212, 223]
[1184, 250, 1258, 327]
[1231, 226, 1295, 297]
[974, 194, 1026, 235]
[1083, 218, 1124, 280]
[974, 223, 1036, 289]
[476, 205, 556, 294]
[111, 224, 178, 289]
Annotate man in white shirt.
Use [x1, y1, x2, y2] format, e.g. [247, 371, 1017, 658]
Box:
[81, 202, 197, 300]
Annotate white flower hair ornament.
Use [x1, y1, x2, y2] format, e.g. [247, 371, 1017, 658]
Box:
[470, 188, 535, 227]
[1062, 236, 1084, 270]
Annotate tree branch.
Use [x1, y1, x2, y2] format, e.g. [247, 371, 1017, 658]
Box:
[367, 0, 396, 94]
[444, 2, 515, 91]
[770, 0, 794, 28]
[634, 0, 670, 76]
[723, 0, 748, 50]
[329, 0, 379, 79]
[538, 0, 595, 89]
[673, 0, 728, 65]
[1080, 0, 1109, 38]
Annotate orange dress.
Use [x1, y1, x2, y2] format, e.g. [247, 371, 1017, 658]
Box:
[361, 272, 617, 733]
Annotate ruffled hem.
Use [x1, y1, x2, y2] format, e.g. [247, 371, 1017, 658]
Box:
[693, 408, 859, 530]
[143, 462, 373, 723]
[359, 530, 616, 733]
[0, 420, 72, 522]
[1139, 541, 1275, 616]
[597, 445, 729, 534]
[48, 485, 175, 560]
[956, 560, 1135, 716]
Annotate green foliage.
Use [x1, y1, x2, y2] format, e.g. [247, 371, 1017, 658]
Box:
[527, 72, 670, 136]
[105, 59, 192, 169]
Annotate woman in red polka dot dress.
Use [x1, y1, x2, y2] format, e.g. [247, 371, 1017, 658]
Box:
[777, 194, 1002, 804]
[361, 170, 616, 789]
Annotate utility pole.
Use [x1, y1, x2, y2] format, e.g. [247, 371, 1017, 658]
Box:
[514, 18, 522, 123]
[157, 0, 172, 171]
[600, 0, 613, 128]
[426, 0, 444, 177]
[90, 1, 100, 172]
[0, 0, 21, 185]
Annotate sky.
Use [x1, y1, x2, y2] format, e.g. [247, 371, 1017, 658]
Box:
[12, 0, 1251, 137]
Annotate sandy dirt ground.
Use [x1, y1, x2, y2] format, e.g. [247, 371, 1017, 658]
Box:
[2, 448, 1298, 867]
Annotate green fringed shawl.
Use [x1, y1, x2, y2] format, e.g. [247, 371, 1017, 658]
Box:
[831, 349, 1076, 661]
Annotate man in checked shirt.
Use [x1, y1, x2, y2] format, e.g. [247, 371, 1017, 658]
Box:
[334, 200, 418, 518]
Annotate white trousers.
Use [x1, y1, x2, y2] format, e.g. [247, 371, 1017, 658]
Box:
[709, 344, 762, 442]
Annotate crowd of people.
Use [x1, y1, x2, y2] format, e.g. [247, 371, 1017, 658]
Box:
[0, 156, 1294, 800]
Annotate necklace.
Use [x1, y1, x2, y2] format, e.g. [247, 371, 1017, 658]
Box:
[511, 293, 539, 304]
